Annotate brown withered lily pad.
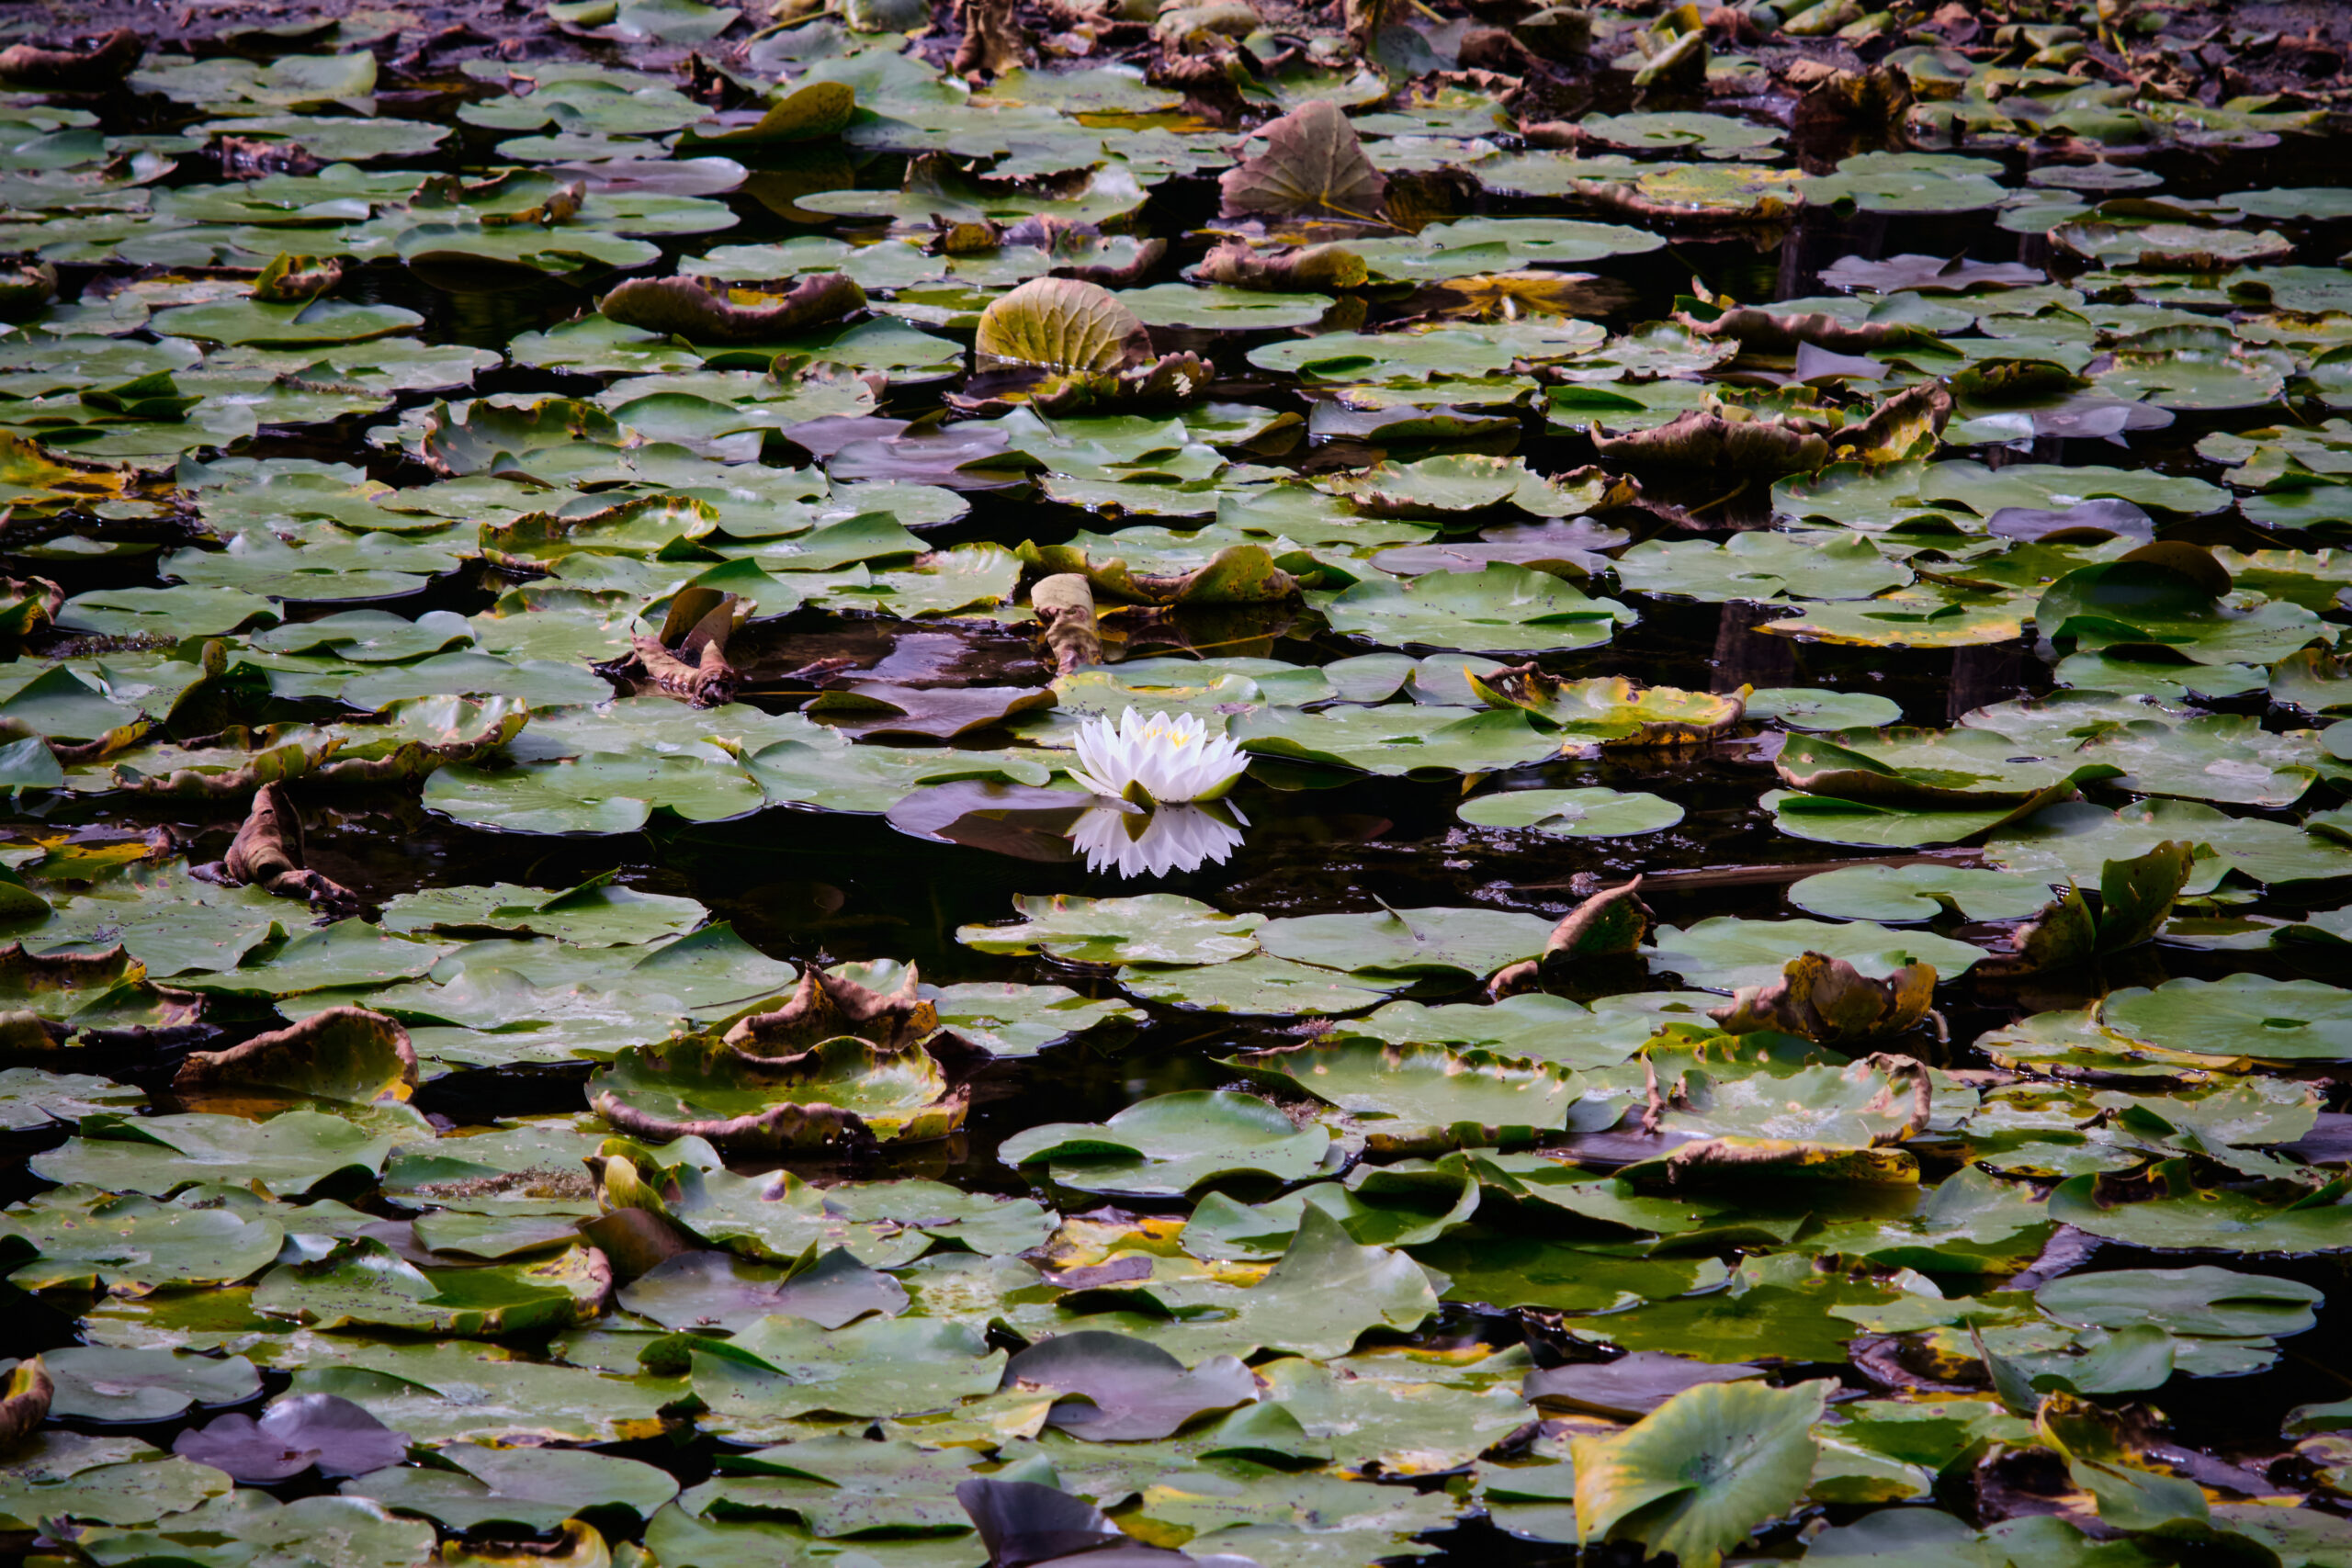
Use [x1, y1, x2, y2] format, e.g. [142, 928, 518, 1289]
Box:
[1195, 239, 1368, 292]
[597, 274, 867, 344]
[1830, 382, 1953, 465]
[588, 1034, 967, 1154]
[622, 586, 742, 709]
[1678, 306, 1941, 356]
[1468, 669, 1746, 748]
[220, 782, 360, 916]
[1018, 542, 1299, 606]
[108, 729, 342, 798]
[174, 1006, 418, 1104]
[0, 1357, 52, 1445]
[1709, 953, 1939, 1045]
[1219, 99, 1388, 224]
[723, 963, 940, 1059]
[1589, 410, 1829, 475]
[0, 942, 147, 1045]
[1490, 877, 1652, 998]
[0, 28, 142, 91]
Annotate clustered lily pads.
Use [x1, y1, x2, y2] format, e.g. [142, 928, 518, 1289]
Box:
[0, 2, 2350, 1567]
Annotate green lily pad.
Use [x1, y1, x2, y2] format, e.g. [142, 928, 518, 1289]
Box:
[379, 875, 707, 946]
[1805, 152, 2008, 214]
[956, 893, 1263, 964]
[924, 981, 1139, 1057]
[56, 585, 278, 638]
[999, 1089, 1332, 1197]
[1742, 687, 1905, 731]
[587, 1036, 966, 1153]
[1571, 1379, 1827, 1568]
[424, 750, 765, 835]
[253, 1238, 609, 1337]
[1988, 800, 2352, 888]
[1614, 533, 1911, 604]
[2038, 559, 2329, 667]
[1230, 705, 1563, 777]
[31, 1110, 403, 1197]
[1459, 786, 1684, 838]
[690, 1315, 1006, 1431]
[1765, 789, 2070, 852]
[1182, 1166, 1480, 1259]
[1, 1185, 284, 1295]
[343, 1442, 678, 1532]
[1645, 917, 1985, 991]
[1057, 1206, 1440, 1361]
[2050, 1159, 2352, 1254]
[2036, 1265, 2320, 1340]
[1118, 954, 1396, 1015]
[1255, 906, 1553, 981]
[686, 1436, 988, 1534]
[0, 1443, 236, 1530]
[1785, 864, 2055, 923]
[1231, 1039, 1609, 1153]
[1315, 562, 1632, 654]
[2102, 976, 2352, 1062]
[1344, 994, 1658, 1070]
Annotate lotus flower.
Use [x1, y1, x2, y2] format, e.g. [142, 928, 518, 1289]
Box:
[1070, 801, 1248, 878]
[1067, 708, 1248, 807]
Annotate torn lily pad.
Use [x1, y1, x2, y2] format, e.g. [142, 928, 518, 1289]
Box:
[589, 1036, 967, 1154]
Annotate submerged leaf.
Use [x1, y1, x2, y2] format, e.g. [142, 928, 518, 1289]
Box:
[173, 1394, 409, 1483]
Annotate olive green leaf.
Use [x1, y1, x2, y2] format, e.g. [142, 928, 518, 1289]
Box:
[1572, 1378, 1828, 1568]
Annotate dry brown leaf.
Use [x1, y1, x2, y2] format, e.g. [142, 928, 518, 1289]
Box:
[251, 253, 344, 304]
[0, 1357, 51, 1446]
[1677, 306, 1939, 355]
[1032, 351, 1213, 415]
[1589, 409, 1828, 474]
[1032, 572, 1103, 673]
[1709, 952, 1939, 1045]
[173, 1006, 418, 1102]
[628, 587, 742, 708]
[1793, 64, 1914, 134]
[598, 274, 867, 344]
[1195, 239, 1367, 291]
[954, 0, 1031, 78]
[0, 28, 142, 91]
[221, 781, 361, 916]
[1217, 100, 1387, 223]
[1830, 381, 1952, 465]
[1489, 876, 1651, 997]
[724, 963, 941, 1061]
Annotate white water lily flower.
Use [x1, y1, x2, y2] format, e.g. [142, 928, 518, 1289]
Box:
[1067, 707, 1249, 807]
[1070, 801, 1248, 878]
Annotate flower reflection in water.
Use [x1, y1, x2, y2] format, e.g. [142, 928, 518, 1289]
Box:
[1069, 800, 1249, 878]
